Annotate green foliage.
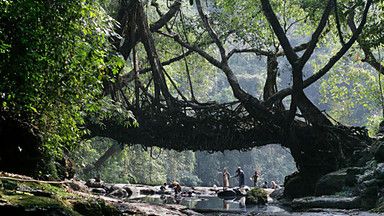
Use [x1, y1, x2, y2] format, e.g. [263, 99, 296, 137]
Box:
[73, 138, 201, 186]
[246, 187, 268, 205]
[319, 48, 384, 134]
[0, 1, 120, 156]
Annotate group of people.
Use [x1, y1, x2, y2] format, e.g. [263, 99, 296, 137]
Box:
[223, 167, 279, 189]
[160, 181, 182, 195]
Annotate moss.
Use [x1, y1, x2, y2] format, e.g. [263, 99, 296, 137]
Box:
[2, 179, 18, 190]
[0, 178, 119, 215]
[0, 190, 80, 215]
[246, 187, 268, 205]
[73, 199, 121, 216]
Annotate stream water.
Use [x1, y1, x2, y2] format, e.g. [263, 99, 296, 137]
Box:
[128, 194, 382, 215]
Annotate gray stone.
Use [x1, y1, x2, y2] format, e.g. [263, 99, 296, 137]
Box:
[270, 187, 284, 200]
[217, 189, 236, 198]
[315, 169, 347, 196]
[233, 188, 247, 196]
[284, 173, 315, 198]
[291, 196, 361, 210]
[66, 180, 88, 192]
[360, 184, 378, 210]
[358, 169, 375, 184]
[122, 185, 133, 196]
[90, 188, 106, 194]
[140, 188, 155, 195]
[346, 167, 363, 187]
[375, 163, 384, 179]
[85, 179, 104, 188]
[108, 188, 128, 198]
[375, 143, 384, 162]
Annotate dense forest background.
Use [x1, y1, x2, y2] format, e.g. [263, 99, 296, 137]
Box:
[1, 0, 383, 188]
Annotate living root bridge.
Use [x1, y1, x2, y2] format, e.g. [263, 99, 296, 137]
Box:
[87, 103, 283, 152]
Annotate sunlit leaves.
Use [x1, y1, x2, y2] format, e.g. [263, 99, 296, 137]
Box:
[0, 0, 119, 156]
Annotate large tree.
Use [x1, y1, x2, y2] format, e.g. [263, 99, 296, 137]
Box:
[84, 0, 379, 197]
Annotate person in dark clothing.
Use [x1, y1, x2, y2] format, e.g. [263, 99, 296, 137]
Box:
[160, 183, 167, 191]
[234, 167, 245, 187]
[262, 181, 268, 188]
[251, 170, 259, 187]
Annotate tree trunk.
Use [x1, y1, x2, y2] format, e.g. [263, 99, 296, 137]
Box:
[83, 142, 124, 174]
[263, 55, 284, 110]
[136, 2, 173, 108]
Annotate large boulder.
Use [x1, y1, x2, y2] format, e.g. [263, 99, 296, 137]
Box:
[270, 187, 284, 200]
[90, 188, 106, 194]
[217, 189, 236, 199]
[140, 188, 155, 195]
[315, 169, 347, 196]
[375, 163, 384, 180]
[85, 179, 105, 188]
[345, 167, 363, 187]
[360, 182, 378, 210]
[108, 188, 128, 198]
[374, 143, 384, 163]
[291, 196, 361, 210]
[284, 172, 317, 198]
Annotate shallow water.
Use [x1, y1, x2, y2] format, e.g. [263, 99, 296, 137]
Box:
[130, 195, 289, 214]
[129, 195, 382, 216]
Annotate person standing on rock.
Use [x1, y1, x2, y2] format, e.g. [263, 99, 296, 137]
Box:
[251, 170, 259, 187]
[233, 167, 245, 188]
[223, 168, 231, 190]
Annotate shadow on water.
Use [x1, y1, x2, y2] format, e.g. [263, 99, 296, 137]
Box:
[129, 195, 383, 216]
[130, 195, 287, 214]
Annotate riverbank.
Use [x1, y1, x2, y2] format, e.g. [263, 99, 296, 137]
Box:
[1, 172, 383, 215]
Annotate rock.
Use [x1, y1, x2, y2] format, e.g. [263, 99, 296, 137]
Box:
[291, 196, 361, 210]
[270, 187, 284, 200]
[85, 179, 104, 188]
[122, 185, 133, 197]
[139, 189, 155, 195]
[107, 184, 123, 193]
[91, 188, 106, 194]
[284, 172, 316, 198]
[360, 184, 378, 210]
[245, 188, 267, 205]
[345, 167, 363, 187]
[2, 180, 17, 190]
[108, 188, 128, 198]
[233, 188, 247, 196]
[66, 180, 88, 192]
[375, 143, 384, 163]
[358, 169, 375, 184]
[29, 190, 53, 197]
[375, 163, 384, 179]
[352, 148, 373, 167]
[315, 169, 347, 196]
[217, 189, 236, 198]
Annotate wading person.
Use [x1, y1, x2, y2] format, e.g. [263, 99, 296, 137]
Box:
[233, 167, 245, 188]
[223, 168, 231, 190]
[251, 170, 259, 187]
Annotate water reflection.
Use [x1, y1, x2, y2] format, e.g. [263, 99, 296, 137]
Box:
[239, 197, 246, 209]
[139, 195, 253, 211]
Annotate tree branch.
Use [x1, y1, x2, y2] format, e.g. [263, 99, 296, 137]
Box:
[195, 0, 227, 62]
[265, 0, 372, 106]
[260, 0, 298, 65]
[299, 0, 334, 66]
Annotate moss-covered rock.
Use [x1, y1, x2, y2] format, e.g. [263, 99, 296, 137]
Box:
[245, 188, 268, 205]
[73, 200, 121, 216]
[0, 175, 120, 215]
